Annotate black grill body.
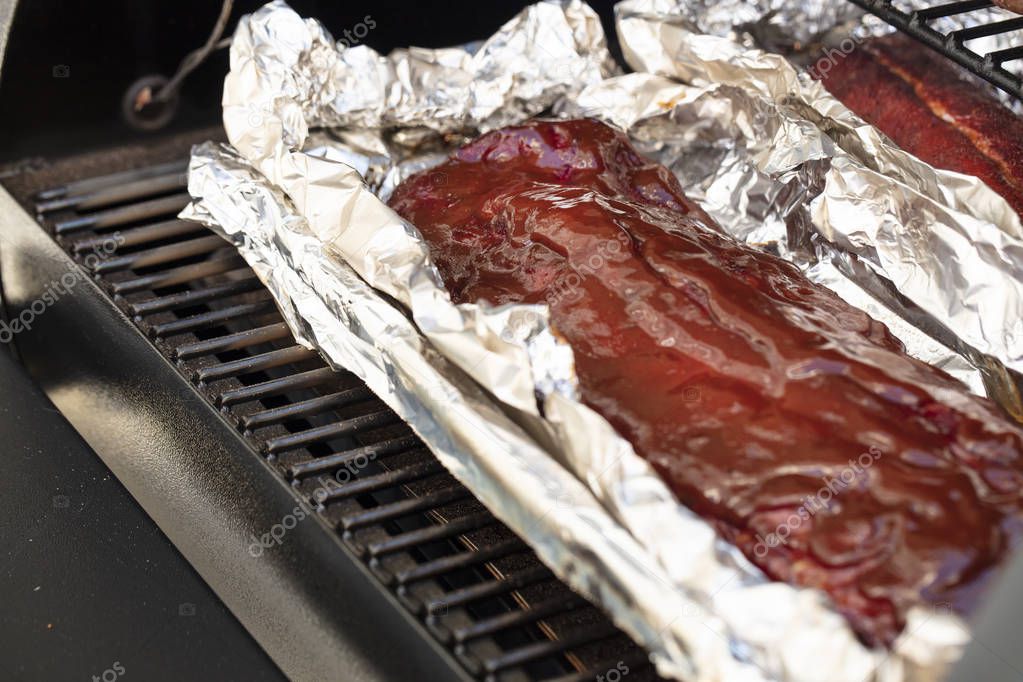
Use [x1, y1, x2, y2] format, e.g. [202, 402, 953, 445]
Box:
[3, 2, 1022, 680]
[0, 133, 660, 682]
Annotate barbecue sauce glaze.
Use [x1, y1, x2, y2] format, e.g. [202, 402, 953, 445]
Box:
[388, 118, 1023, 648]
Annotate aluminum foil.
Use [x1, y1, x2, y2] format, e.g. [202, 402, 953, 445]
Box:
[614, 0, 1023, 414]
[645, 0, 1023, 104]
[175, 0, 1023, 679]
[182, 141, 769, 682]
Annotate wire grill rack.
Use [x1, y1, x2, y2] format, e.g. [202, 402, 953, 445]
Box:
[845, 0, 1023, 100]
[33, 159, 662, 682]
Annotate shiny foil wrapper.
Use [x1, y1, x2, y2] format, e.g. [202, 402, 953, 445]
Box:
[181, 142, 726, 682]
[614, 0, 1023, 414]
[176, 0, 1023, 679]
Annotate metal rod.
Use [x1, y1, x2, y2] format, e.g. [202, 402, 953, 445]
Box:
[425, 565, 554, 615]
[987, 45, 1023, 65]
[110, 255, 245, 294]
[341, 485, 473, 533]
[480, 623, 620, 674]
[36, 160, 188, 201]
[287, 434, 420, 479]
[265, 409, 398, 454]
[129, 275, 261, 316]
[54, 193, 191, 234]
[392, 536, 525, 584]
[952, 17, 1023, 43]
[315, 460, 445, 504]
[92, 235, 227, 274]
[453, 596, 587, 643]
[37, 171, 187, 214]
[367, 511, 495, 559]
[218, 367, 339, 407]
[913, 0, 993, 22]
[150, 299, 276, 338]
[241, 387, 372, 431]
[196, 345, 316, 383]
[174, 322, 290, 360]
[71, 219, 203, 252]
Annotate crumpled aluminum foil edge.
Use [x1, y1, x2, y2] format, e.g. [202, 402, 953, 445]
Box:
[182, 141, 775, 682]
[554, 71, 990, 396]
[180, 0, 1012, 679]
[613, 0, 1023, 401]
[219, 4, 904, 681]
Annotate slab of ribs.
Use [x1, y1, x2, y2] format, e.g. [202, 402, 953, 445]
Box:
[389, 117, 1023, 648]
[817, 32, 1023, 216]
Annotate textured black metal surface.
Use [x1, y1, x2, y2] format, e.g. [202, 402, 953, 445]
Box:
[0, 181, 470, 682]
[846, 0, 1023, 101]
[0, 0, 623, 163]
[1, 147, 661, 681]
[0, 346, 285, 681]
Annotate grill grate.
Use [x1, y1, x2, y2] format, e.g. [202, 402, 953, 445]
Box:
[34, 160, 662, 682]
[846, 0, 1023, 101]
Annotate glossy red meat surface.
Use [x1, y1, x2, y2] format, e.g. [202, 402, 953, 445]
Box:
[818, 33, 1023, 216]
[388, 118, 1023, 648]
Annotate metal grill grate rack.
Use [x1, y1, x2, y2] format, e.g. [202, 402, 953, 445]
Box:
[845, 0, 1023, 100]
[31, 158, 662, 682]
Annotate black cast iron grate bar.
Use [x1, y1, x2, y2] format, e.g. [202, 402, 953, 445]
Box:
[453, 596, 588, 644]
[93, 234, 228, 273]
[914, 0, 992, 21]
[34, 158, 663, 682]
[129, 275, 263, 316]
[241, 387, 374, 431]
[394, 537, 529, 586]
[287, 434, 421, 479]
[481, 623, 622, 675]
[173, 322, 291, 360]
[54, 193, 192, 233]
[317, 460, 446, 503]
[71, 218, 203, 252]
[425, 565, 556, 616]
[264, 409, 400, 454]
[110, 254, 246, 295]
[340, 484, 473, 534]
[987, 43, 1023, 63]
[36, 159, 188, 202]
[37, 170, 187, 214]
[367, 511, 497, 559]
[846, 0, 1023, 100]
[218, 367, 340, 407]
[150, 299, 277, 338]
[953, 15, 1023, 41]
[195, 345, 317, 383]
